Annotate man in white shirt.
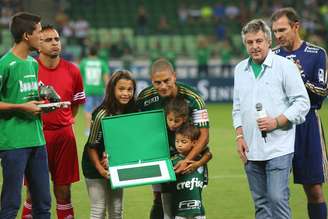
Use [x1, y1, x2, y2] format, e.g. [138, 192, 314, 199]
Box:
[232, 19, 310, 219]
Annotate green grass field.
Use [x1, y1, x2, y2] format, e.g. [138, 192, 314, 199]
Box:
[1, 103, 328, 218]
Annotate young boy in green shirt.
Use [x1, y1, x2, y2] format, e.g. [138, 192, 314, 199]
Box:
[0, 12, 51, 218]
[162, 97, 211, 219]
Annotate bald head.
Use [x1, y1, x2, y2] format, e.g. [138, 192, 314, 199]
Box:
[151, 58, 175, 75]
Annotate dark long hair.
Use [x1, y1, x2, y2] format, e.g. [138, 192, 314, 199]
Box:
[99, 70, 137, 115]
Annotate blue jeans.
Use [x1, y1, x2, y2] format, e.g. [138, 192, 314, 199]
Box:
[85, 95, 103, 113]
[245, 153, 293, 219]
[0, 146, 51, 219]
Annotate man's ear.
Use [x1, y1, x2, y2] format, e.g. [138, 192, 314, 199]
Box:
[172, 71, 177, 81]
[24, 33, 29, 41]
[293, 22, 300, 32]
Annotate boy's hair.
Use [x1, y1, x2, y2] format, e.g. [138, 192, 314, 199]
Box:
[165, 96, 189, 119]
[151, 58, 174, 75]
[270, 7, 300, 25]
[176, 123, 200, 141]
[10, 12, 41, 43]
[88, 45, 98, 56]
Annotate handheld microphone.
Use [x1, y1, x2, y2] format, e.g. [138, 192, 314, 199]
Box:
[255, 103, 267, 143]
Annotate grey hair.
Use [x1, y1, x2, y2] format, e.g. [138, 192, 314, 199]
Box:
[241, 19, 272, 44]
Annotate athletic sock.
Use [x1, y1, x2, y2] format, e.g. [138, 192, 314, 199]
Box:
[21, 200, 33, 219]
[308, 202, 327, 219]
[56, 201, 74, 219]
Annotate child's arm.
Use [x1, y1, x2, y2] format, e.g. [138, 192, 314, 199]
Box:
[88, 147, 110, 179]
[183, 150, 212, 174]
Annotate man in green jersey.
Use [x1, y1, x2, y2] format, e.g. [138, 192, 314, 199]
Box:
[0, 12, 51, 218]
[196, 37, 211, 78]
[137, 58, 209, 219]
[79, 45, 109, 135]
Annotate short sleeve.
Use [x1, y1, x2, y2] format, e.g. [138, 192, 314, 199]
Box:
[71, 64, 86, 105]
[101, 60, 110, 75]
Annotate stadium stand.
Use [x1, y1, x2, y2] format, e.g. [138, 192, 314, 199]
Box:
[0, 0, 327, 65]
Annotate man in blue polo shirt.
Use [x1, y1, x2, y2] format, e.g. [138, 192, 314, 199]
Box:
[271, 7, 328, 219]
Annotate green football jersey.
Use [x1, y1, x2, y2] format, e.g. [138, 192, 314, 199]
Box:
[196, 47, 211, 65]
[172, 154, 206, 217]
[137, 82, 209, 128]
[137, 82, 209, 154]
[82, 107, 107, 179]
[79, 57, 109, 96]
[0, 51, 45, 149]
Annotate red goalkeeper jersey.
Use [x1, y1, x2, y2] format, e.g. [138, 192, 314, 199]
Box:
[37, 58, 86, 130]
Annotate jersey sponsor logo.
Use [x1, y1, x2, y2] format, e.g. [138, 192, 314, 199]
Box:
[178, 200, 202, 210]
[176, 177, 204, 191]
[304, 46, 319, 53]
[318, 68, 325, 83]
[143, 96, 159, 106]
[19, 80, 38, 93]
